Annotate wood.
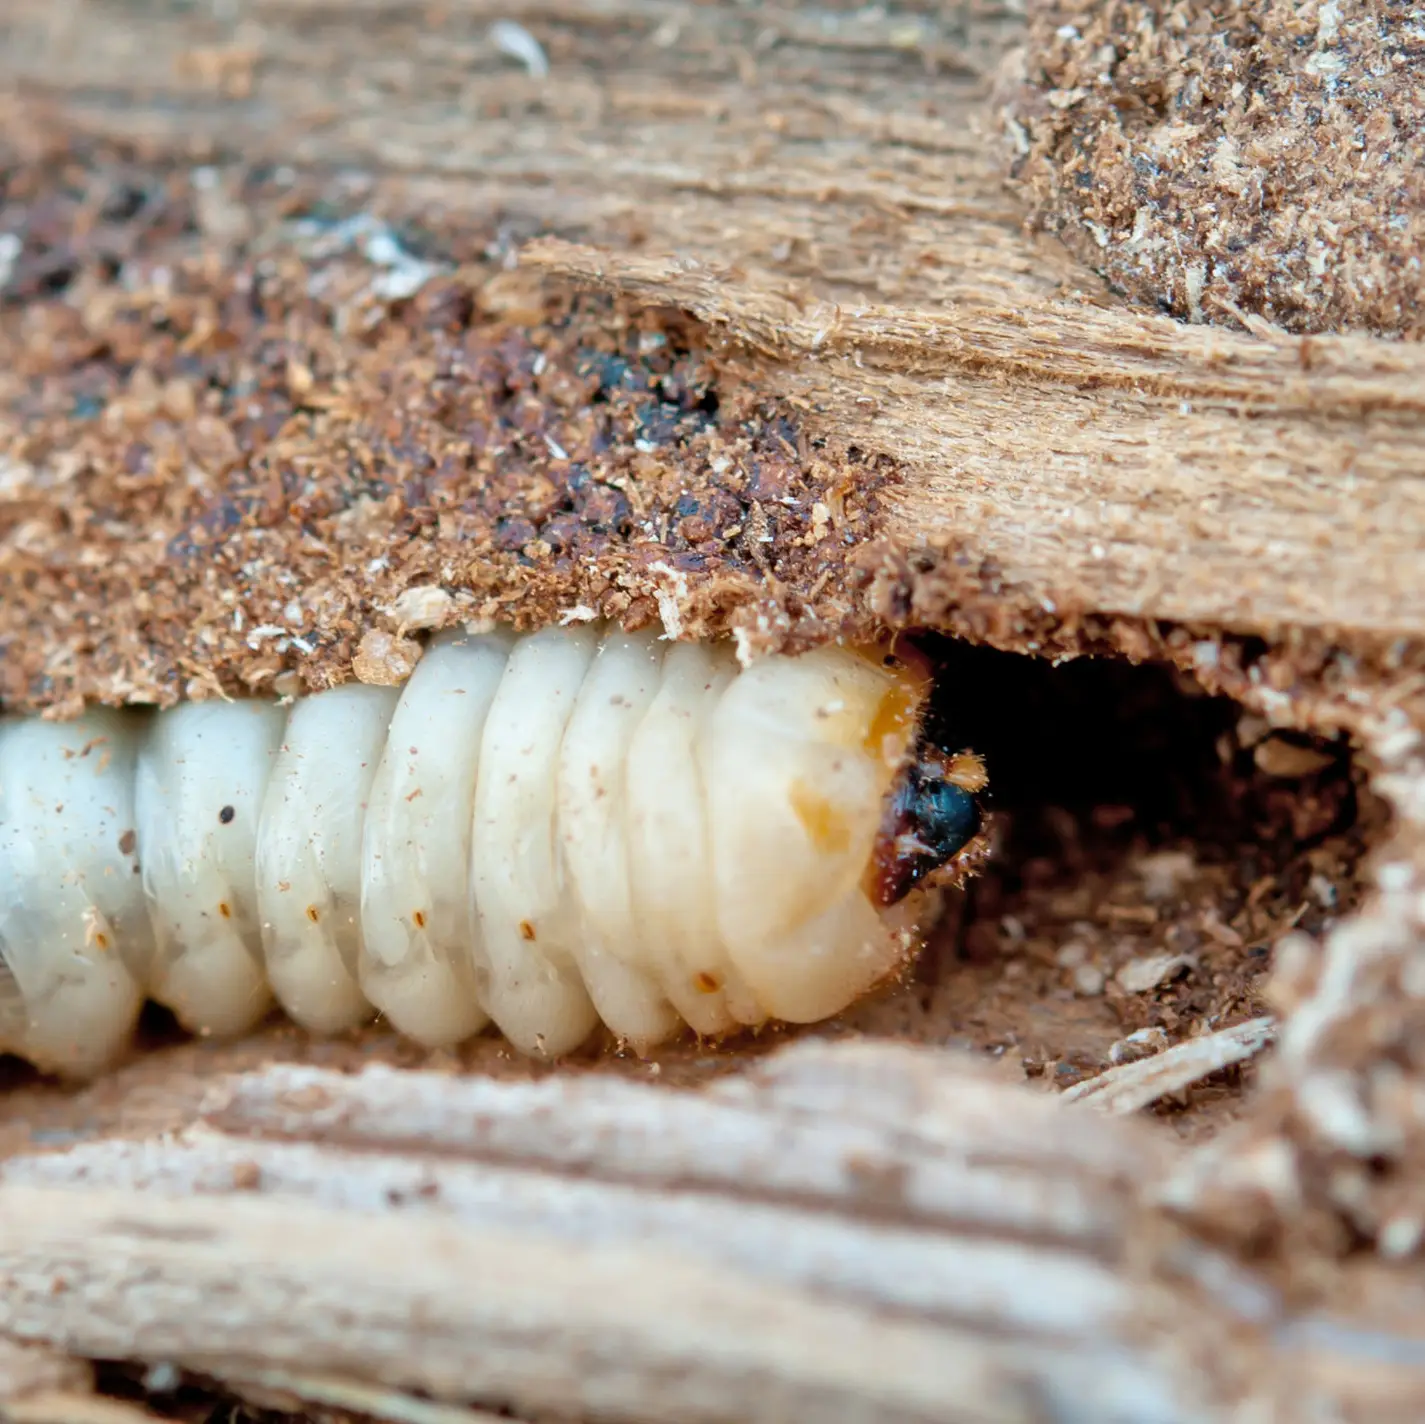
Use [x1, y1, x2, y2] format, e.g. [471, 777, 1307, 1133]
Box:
[1, 0, 1422, 648]
[1060, 1016, 1276, 1115]
[2, 1037, 1423, 1424]
[0, 1339, 91, 1403]
[0, 1043, 1166, 1424]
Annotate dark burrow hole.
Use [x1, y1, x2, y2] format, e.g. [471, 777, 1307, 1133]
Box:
[95, 1361, 319, 1424]
[922, 635, 1359, 843]
[850, 636, 1386, 1102]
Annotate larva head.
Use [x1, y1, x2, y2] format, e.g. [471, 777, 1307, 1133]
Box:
[866, 746, 989, 908]
[705, 639, 988, 1024]
[838, 638, 989, 908]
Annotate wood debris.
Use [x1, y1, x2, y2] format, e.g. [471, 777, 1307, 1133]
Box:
[1003, 0, 1425, 337]
[1063, 1017, 1276, 1115]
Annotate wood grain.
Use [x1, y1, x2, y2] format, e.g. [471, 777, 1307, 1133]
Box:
[4, 1040, 1425, 1422]
[0, 1042, 1182, 1424]
[2, 0, 1422, 645]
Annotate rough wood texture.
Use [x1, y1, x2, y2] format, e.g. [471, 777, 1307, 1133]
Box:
[0, 1044, 1175, 1424]
[1, 0, 1423, 673]
[4, 1039, 1425, 1424]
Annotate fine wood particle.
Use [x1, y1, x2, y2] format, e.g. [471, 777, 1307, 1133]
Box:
[1001, 0, 1424, 338]
[0, 139, 896, 716]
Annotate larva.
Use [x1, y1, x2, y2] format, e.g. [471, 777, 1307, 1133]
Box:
[0, 623, 987, 1078]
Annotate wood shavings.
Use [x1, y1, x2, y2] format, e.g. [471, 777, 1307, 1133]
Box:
[1253, 737, 1338, 780]
[1115, 953, 1197, 997]
[1109, 1026, 1170, 1066]
[1136, 851, 1197, 904]
[387, 585, 456, 635]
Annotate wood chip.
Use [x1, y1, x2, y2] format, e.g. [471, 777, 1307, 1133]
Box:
[353, 630, 422, 686]
[1062, 1018, 1277, 1115]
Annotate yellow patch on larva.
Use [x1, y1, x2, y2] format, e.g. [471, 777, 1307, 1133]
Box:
[862, 680, 921, 768]
[0, 623, 968, 1080]
[789, 779, 853, 855]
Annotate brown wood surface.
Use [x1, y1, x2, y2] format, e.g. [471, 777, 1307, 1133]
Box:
[2, 0, 1422, 648]
[4, 1038, 1425, 1424]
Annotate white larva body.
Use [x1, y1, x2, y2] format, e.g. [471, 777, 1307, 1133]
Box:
[0, 711, 148, 1077]
[134, 700, 286, 1039]
[557, 629, 682, 1047]
[359, 629, 510, 1047]
[468, 623, 602, 1056]
[0, 623, 939, 1077]
[257, 683, 399, 1034]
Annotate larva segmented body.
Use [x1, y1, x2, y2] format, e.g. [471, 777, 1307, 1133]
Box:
[0, 624, 986, 1078]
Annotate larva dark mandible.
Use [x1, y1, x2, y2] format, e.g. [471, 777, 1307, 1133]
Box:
[0, 623, 987, 1078]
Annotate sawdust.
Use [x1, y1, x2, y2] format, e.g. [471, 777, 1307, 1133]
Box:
[1003, 0, 1425, 337]
[0, 138, 893, 714]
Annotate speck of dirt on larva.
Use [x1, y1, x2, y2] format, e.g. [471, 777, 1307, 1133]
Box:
[230, 1160, 262, 1190]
